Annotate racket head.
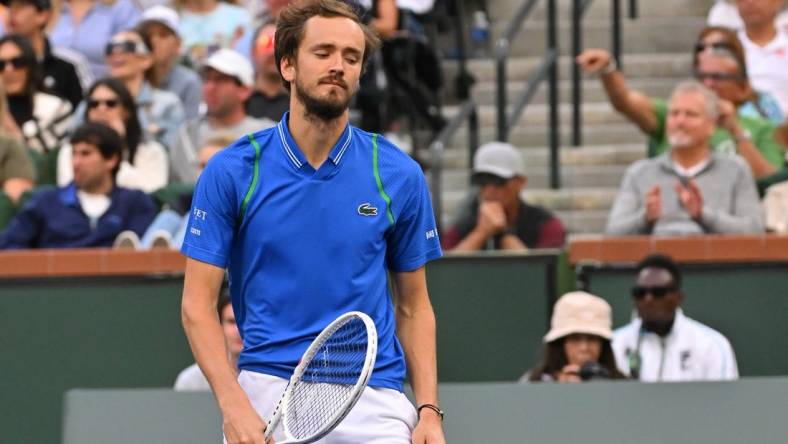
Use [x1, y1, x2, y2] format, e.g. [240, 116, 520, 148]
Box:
[277, 311, 377, 443]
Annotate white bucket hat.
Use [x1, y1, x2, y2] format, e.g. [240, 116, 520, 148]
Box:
[543, 291, 613, 343]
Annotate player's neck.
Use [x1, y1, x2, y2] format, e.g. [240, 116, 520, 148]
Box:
[288, 105, 349, 169]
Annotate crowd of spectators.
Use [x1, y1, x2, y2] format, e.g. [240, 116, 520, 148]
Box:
[0, 0, 450, 248]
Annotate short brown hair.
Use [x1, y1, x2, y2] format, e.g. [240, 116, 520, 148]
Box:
[274, 0, 381, 89]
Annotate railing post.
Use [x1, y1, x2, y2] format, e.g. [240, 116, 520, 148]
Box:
[469, 106, 479, 175]
[430, 139, 444, 235]
[571, 0, 582, 147]
[612, 0, 622, 69]
[496, 42, 508, 142]
[548, 0, 560, 189]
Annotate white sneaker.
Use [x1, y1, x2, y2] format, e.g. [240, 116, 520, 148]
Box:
[113, 230, 140, 250]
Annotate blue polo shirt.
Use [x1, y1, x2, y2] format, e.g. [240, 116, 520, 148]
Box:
[182, 113, 442, 391]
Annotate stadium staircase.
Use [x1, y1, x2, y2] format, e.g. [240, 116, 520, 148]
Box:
[437, 0, 716, 234]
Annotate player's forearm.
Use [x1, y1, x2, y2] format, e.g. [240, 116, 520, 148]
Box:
[397, 302, 439, 406]
[181, 297, 248, 409]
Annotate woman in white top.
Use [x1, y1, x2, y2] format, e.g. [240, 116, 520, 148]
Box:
[58, 78, 168, 193]
[0, 34, 73, 157]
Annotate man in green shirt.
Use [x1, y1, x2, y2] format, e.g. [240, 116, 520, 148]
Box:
[577, 48, 784, 180]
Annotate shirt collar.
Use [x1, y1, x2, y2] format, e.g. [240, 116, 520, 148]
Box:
[59, 182, 117, 206]
[137, 82, 153, 105]
[58, 183, 80, 207]
[658, 151, 715, 175]
[276, 112, 353, 169]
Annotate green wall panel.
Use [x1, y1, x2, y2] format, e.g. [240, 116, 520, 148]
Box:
[0, 276, 192, 444]
[426, 253, 559, 382]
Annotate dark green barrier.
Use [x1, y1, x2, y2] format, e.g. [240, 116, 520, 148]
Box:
[426, 252, 561, 382]
[582, 263, 788, 376]
[0, 276, 192, 444]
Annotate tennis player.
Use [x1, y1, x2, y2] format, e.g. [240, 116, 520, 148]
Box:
[180, 1, 445, 443]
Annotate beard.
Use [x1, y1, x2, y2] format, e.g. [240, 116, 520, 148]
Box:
[641, 317, 675, 337]
[294, 75, 354, 122]
[667, 132, 695, 150]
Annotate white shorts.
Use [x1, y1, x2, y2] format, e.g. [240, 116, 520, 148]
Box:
[224, 370, 417, 443]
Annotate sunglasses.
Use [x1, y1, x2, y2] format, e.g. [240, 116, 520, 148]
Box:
[87, 99, 120, 109]
[105, 39, 149, 56]
[0, 56, 29, 71]
[472, 173, 509, 187]
[694, 42, 734, 53]
[694, 70, 744, 82]
[631, 285, 677, 300]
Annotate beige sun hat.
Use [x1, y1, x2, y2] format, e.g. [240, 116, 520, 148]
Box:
[543, 291, 613, 343]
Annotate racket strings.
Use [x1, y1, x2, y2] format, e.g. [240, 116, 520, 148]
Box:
[285, 317, 370, 440]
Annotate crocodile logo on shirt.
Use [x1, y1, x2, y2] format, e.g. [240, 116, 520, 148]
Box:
[357, 203, 378, 216]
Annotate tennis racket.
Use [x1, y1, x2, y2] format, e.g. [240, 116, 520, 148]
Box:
[263, 311, 378, 444]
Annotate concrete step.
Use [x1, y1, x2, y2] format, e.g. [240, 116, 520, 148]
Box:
[441, 52, 693, 85]
[441, 163, 628, 191]
[436, 142, 646, 169]
[443, 101, 630, 129]
[554, 209, 610, 234]
[439, 122, 645, 150]
[486, 17, 706, 57]
[459, 77, 677, 107]
[488, 0, 715, 23]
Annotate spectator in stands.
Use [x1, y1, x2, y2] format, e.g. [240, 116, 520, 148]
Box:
[137, 5, 203, 120]
[0, 34, 72, 157]
[695, 26, 783, 124]
[169, 48, 273, 183]
[735, 0, 788, 118]
[71, 29, 186, 149]
[175, 0, 253, 68]
[174, 289, 241, 391]
[606, 81, 763, 236]
[245, 21, 289, 122]
[577, 47, 784, 180]
[58, 78, 169, 193]
[708, 0, 788, 32]
[3, 0, 84, 108]
[115, 133, 234, 250]
[0, 122, 156, 249]
[0, 137, 33, 204]
[613, 254, 739, 382]
[50, 0, 140, 79]
[442, 141, 565, 251]
[523, 291, 625, 383]
[0, 73, 34, 205]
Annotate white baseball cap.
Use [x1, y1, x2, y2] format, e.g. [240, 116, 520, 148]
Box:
[472, 141, 525, 180]
[140, 5, 180, 36]
[543, 291, 613, 343]
[203, 48, 255, 87]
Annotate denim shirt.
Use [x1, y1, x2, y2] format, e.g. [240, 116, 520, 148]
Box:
[50, 0, 140, 78]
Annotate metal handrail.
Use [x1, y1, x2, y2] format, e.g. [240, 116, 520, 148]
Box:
[495, 0, 560, 189]
[429, 100, 479, 234]
[570, 0, 640, 147]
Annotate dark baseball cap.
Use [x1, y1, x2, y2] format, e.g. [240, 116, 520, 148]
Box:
[0, 0, 52, 9]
